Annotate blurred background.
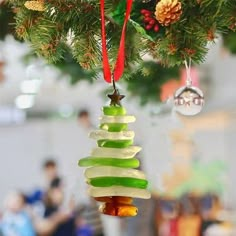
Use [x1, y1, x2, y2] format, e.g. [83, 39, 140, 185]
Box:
[1, 3, 236, 236]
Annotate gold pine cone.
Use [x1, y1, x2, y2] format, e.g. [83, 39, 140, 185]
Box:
[155, 0, 182, 26]
[24, 0, 45, 11]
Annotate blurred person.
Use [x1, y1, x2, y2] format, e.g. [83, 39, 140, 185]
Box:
[78, 199, 104, 236]
[121, 196, 157, 236]
[26, 159, 60, 205]
[25, 159, 62, 220]
[199, 195, 222, 236]
[77, 109, 104, 235]
[121, 159, 157, 236]
[44, 178, 64, 218]
[43, 159, 60, 188]
[157, 199, 179, 236]
[177, 195, 201, 236]
[77, 109, 94, 130]
[42, 177, 76, 236]
[0, 192, 35, 236]
[75, 211, 93, 236]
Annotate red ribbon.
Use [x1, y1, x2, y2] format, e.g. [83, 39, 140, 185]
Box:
[100, 0, 133, 83]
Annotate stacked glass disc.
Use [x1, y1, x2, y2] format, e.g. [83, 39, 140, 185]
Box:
[78, 105, 150, 217]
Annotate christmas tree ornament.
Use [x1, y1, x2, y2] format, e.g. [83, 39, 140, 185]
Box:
[24, 0, 44, 11]
[174, 60, 204, 116]
[155, 0, 182, 26]
[174, 86, 204, 116]
[79, 95, 151, 217]
[78, 0, 150, 217]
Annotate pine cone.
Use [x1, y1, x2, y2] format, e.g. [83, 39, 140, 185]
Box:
[155, 0, 182, 26]
[24, 0, 45, 11]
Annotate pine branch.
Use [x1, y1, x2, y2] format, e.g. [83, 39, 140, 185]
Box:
[8, 0, 236, 69]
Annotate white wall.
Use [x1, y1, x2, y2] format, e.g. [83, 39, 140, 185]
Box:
[0, 109, 234, 206]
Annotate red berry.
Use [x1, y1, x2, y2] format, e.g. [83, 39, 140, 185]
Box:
[140, 9, 149, 14]
[145, 24, 153, 30]
[149, 19, 156, 25]
[141, 9, 151, 14]
[140, 9, 146, 14]
[144, 17, 152, 22]
[154, 24, 159, 32]
[144, 13, 151, 17]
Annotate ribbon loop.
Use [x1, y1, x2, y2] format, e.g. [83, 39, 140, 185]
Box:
[100, 0, 133, 83]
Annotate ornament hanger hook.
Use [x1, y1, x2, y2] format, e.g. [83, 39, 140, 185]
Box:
[184, 58, 192, 87]
[108, 73, 125, 106]
[112, 73, 117, 92]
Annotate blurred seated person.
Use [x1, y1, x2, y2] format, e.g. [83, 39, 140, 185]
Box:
[42, 177, 75, 236]
[177, 195, 201, 236]
[44, 178, 63, 218]
[158, 198, 179, 236]
[121, 196, 157, 236]
[200, 194, 222, 236]
[121, 160, 157, 236]
[75, 210, 93, 236]
[0, 192, 36, 236]
[77, 199, 104, 236]
[26, 159, 61, 215]
[26, 159, 60, 200]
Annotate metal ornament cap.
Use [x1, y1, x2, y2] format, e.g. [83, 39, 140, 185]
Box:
[174, 85, 204, 116]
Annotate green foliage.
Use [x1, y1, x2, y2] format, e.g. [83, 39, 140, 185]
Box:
[1, 0, 236, 107]
[9, 0, 143, 70]
[131, 0, 233, 66]
[124, 61, 180, 105]
[8, 0, 235, 69]
[223, 31, 236, 54]
[53, 48, 97, 84]
[221, 1, 236, 54]
[0, 3, 15, 39]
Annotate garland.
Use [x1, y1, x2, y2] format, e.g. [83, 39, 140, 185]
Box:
[8, 0, 235, 69]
